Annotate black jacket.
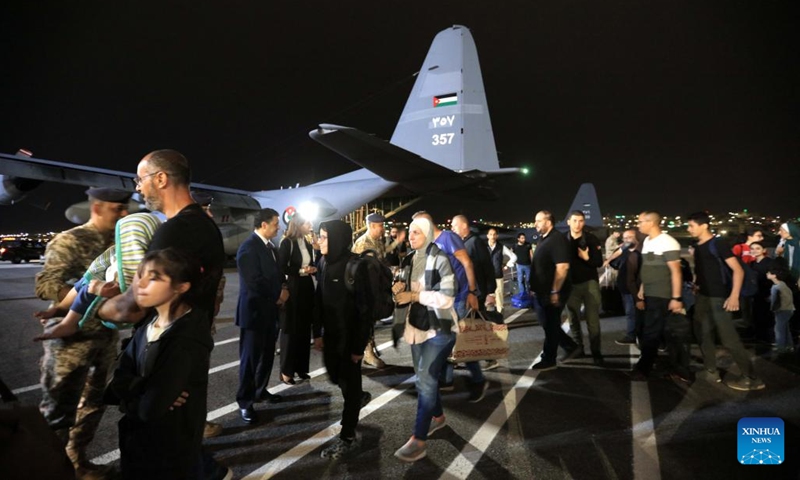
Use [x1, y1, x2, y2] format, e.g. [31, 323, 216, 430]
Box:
[463, 233, 496, 302]
[567, 231, 603, 284]
[315, 221, 372, 382]
[106, 309, 213, 479]
[235, 232, 282, 331]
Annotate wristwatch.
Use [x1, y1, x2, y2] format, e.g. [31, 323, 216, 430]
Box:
[671, 297, 682, 301]
[468, 290, 478, 295]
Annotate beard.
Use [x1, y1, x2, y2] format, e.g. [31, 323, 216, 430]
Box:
[143, 192, 163, 213]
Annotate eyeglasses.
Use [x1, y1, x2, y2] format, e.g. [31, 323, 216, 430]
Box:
[134, 171, 163, 186]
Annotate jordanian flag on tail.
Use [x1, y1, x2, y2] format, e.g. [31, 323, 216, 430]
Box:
[433, 93, 457, 107]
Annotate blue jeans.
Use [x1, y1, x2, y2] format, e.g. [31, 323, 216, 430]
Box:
[516, 264, 531, 293]
[441, 298, 485, 384]
[622, 293, 636, 338]
[411, 331, 455, 440]
[774, 310, 793, 351]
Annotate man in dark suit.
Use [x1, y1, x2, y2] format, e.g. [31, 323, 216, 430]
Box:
[235, 208, 289, 424]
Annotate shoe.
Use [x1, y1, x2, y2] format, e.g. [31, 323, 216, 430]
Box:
[364, 346, 386, 369]
[482, 359, 500, 371]
[664, 372, 693, 386]
[297, 373, 311, 381]
[203, 421, 223, 438]
[240, 406, 258, 424]
[724, 375, 766, 392]
[629, 369, 648, 382]
[428, 415, 446, 436]
[257, 390, 283, 403]
[439, 381, 455, 392]
[658, 342, 667, 353]
[281, 374, 296, 385]
[208, 465, 233, 480]
[615, 336, 636, 346]
[703, 369, 722, 383]
[321, 435, 361, 460]
[360, 391, 372, 408]
[394, 437, 427, 463]
[467, 380, 489, 403]
[530, 360, 557, 372]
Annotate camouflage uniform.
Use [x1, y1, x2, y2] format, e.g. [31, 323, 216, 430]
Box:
[352, 232, 401, 259]
[35, 222, 119, 467]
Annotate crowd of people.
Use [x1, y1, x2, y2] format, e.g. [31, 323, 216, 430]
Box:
[25, 150, 799, 477]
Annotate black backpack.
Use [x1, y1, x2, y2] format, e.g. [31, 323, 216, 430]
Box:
[708, 237, 758, 297]
[344, 250, 395, 322]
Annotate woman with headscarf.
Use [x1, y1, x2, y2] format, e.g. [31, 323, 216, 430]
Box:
[776, 223, 800, 283]
[277, 214, 318, 384]
[391, 216, 457, 463]
[313, 220, 373, 459]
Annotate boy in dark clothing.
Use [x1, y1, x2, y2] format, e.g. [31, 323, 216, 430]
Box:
[315, 220, 373, 459]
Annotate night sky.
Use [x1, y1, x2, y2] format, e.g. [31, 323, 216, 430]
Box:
[1, 1, 798, 233]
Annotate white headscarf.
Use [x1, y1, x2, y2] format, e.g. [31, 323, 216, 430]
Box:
[410, 217, 434, 252]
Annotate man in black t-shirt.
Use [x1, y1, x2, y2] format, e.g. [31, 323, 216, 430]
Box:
[513, 233, 533, 294]
[530, 211, 580, 371]
[687, 212, 764, 391]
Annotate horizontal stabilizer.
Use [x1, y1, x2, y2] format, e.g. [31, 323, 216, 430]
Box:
[310, 124, 498, 200]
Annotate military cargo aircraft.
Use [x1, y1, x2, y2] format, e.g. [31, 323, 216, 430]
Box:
[0, 25, 520, 255]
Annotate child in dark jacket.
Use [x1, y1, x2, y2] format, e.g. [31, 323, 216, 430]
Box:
[105, 248, 213, 479]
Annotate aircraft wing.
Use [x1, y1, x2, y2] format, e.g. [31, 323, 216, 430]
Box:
[0, 152, 261, 210]
[309, 124, 499, 200]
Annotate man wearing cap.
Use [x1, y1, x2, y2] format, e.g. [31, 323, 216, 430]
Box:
[352, 212, 405, 367]
[35, 187, 130, 479]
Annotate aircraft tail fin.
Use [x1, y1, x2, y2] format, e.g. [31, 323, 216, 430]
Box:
[564, 183, 603, 228]
[389, 25, 499, 173]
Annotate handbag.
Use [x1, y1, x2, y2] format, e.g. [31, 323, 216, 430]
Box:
[451, 310, 509, 362]
[408, 302, 432, 331]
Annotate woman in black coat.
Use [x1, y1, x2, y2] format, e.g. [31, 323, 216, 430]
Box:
[277, 214, 319, 384]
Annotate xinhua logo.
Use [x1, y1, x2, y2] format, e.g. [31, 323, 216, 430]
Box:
[738, 417, 784, 465]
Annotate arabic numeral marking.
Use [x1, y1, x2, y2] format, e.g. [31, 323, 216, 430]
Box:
[431, 133, 455, 146]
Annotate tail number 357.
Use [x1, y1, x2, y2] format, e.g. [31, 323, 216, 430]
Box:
[431, 133, 455, 146]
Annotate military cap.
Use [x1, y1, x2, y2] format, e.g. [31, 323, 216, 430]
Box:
[86, 187, 132, 203]
[191, 191, 214, 207]
[366, 212, 386, 224]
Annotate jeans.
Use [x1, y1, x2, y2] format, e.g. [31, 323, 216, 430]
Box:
[441, 299, 485, 385]
[565, 280, 602, 356]
[532, 294, 577, 364]
[411, 331, 455, 441]
[622, 293, 636, 338]
[635, 296, 669, 374]
[516, 264, 531, 294]
[694, 294, 754, 377]
[774, 310, 793, 351]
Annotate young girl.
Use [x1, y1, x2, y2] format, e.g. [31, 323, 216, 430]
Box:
[105, 248, 213, 479]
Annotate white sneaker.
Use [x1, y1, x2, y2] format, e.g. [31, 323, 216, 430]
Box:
[428, 415, 446, 437]
[394, 437, 427, 463]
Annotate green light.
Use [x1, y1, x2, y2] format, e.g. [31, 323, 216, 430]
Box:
[521, 168, 530, 175]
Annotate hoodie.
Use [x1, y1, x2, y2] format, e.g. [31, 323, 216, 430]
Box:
[315, 221, 372, 382]
[106, 308, 213, 478]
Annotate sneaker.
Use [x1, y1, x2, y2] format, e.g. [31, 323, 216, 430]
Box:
[321, 435, 361, 460]
[724, 375, 765, 392]
[482, 359, 500, 371]
[703, 369, 722, 383]
[203, 421, 223, 438]
[394, 437, 427, 463]
[438, 381, 455, 392]
[428, 415, 446, 437]
[615, 336, 636, 346]
[467, 380, 488, 403]
[360, 391, 372, 408]
[530, 360, 557, 372]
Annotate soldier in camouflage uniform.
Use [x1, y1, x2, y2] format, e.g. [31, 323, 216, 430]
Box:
[35, 188, 130, 480]
[351, 213, 405, 368]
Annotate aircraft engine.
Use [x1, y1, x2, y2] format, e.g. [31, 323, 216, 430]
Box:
[0, 175, 43, 205]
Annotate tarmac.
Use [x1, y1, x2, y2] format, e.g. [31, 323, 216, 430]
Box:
[1, 261, 798, 479]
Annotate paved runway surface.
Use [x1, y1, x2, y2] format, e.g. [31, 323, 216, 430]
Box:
[2, 262, 798, 479]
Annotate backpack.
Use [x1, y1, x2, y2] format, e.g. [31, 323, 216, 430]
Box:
[344, 250, 395, 322]
[708, 237, 758, 297]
